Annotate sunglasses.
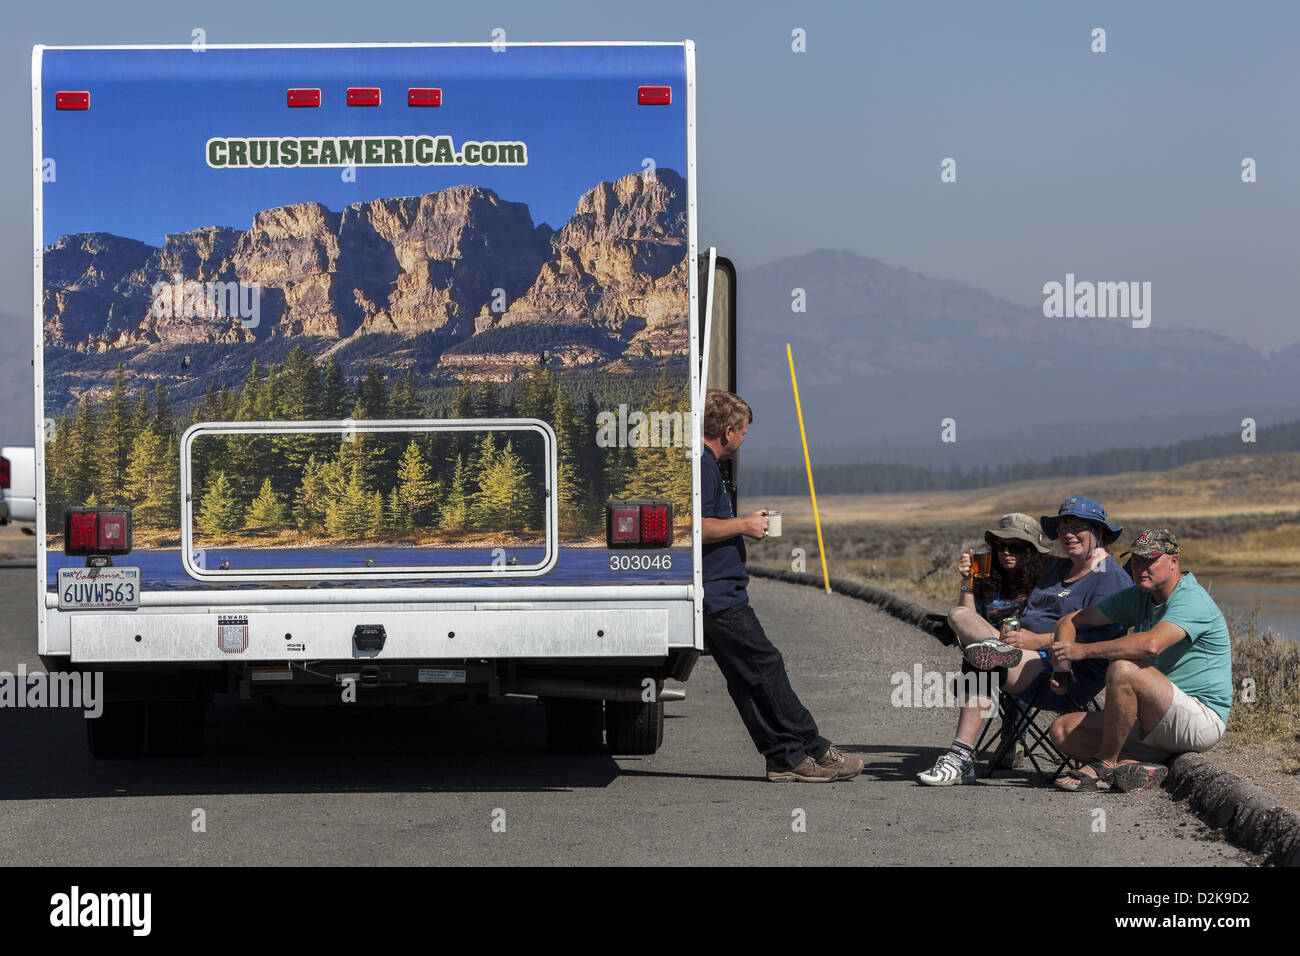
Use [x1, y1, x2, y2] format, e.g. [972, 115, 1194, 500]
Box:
[1057, 518, 1099, 535]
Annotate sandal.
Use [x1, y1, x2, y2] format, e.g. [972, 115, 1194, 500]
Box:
[1053, 759, 1116, 792]
[1111, 761, 1169, 792]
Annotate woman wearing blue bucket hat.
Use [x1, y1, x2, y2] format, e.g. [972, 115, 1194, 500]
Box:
[916, 496, 1132, 786]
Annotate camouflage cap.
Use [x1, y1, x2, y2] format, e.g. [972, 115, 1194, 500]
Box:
[1124, 529, 1180, 558]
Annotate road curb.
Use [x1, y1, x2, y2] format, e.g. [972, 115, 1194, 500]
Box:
[1166, 752, 1300, 865]
[750, 563, 1300, 866]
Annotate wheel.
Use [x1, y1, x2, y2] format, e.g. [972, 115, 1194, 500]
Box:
[147, 699, 207, 757]
[605, 698, 665, 755]
[543, 697, 604, 753]
[86, 700, 146, 759]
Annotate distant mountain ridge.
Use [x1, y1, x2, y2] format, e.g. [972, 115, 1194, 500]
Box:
[735, 250, 1300, 467]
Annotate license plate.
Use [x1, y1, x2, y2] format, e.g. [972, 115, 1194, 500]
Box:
[58, 566, 140, 609]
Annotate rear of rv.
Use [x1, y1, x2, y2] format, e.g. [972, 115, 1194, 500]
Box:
[33, 41, 705, 756]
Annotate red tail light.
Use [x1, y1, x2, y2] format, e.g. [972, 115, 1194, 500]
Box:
[67, 511, 97, 551]
[639, 505, 670, 545]
[606, 500, 673, 549]
[64, 508, 133, 556]
[0, 456, 8, 489]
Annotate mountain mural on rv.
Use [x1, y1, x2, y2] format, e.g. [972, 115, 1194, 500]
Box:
[42, 168, 689, 399]
[40, 169, 693, 552]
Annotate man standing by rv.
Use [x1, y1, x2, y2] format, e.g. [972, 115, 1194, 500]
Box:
[700, 390, 863, 782]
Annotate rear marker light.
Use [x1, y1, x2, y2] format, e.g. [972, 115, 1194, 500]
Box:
[639, 505, 670, 546]
[347, 87, 381, 106]
[64, 507, 133, 557]
[68, 512, 98, 552]
[408, 87, 442, 107]
[638, 86, 671, 105]
[606, 500, 673, 549]
[287, 88, 321, 108]
[0, 456, 8, 489]
[56, 91, 90, 111]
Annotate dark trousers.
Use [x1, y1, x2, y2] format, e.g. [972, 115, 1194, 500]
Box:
[702, 600, 830, 771]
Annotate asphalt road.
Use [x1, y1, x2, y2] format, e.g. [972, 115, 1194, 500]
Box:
[0, 562, 1256, 866]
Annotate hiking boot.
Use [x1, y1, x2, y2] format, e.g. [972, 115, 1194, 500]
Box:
[767, 756, 839, 783]
[816, 745, 863, 780]
[916, 750, 976, 786]
[1111, 761, 1169, 792]
[963, 639, 1023, 671]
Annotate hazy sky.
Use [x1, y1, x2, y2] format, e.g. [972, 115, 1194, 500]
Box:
[2, 0, 1297, 446]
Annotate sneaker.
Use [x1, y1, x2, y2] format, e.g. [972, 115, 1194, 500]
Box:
[963, 639, 1023, 671]
[916, 750, 976, 786]
[816, 745, 863, 781]
[767, 756, 839, 783]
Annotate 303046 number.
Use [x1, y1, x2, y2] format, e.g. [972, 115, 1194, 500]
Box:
[609, 553, 673, 572]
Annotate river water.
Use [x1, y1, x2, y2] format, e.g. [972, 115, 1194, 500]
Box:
[1199, 575, 1300, 642]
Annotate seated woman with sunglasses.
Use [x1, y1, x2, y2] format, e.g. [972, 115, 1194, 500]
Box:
[917, 499, 1132, 786]
[948, 513, 1055, 650]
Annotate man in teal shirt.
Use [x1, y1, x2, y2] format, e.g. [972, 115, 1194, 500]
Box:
[1045, 529, 1232, 792]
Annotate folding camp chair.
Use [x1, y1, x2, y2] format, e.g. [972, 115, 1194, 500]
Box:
[975, 665, 1103, 781]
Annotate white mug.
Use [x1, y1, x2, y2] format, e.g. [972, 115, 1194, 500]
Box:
[767, 511, 782, 537]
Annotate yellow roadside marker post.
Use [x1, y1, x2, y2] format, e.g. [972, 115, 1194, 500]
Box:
[786, 344, 831, 593]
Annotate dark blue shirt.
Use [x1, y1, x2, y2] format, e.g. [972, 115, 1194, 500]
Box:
[1019, 556, 1132, 642]
[701, 445, 748, 613]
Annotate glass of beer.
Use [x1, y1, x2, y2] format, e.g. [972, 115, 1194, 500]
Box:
[970, 547, 993, 584]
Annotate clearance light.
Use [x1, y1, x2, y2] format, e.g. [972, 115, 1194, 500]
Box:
[637, 86, 671, 105]
[347, 87, 381, 106]
[408, 87, 442, 107]
[56, 91, 90, 111]
[287, 88, 321, 108]
[606, 500, 673, 549]
[64, 507, 133, 557]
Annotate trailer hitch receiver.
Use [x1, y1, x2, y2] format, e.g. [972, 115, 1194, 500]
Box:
[353, 624, 387, 652]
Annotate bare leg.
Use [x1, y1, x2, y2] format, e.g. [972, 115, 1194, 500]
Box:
[1050, 711, 1104, 761]
[1095, 660, 1175, 763]
[948, 606, 998, 647]
[952, 653, 1046, 746]
[1050, 661, 1176, 783]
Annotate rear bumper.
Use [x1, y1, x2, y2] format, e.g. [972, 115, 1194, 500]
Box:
[57, 600, 697, 663]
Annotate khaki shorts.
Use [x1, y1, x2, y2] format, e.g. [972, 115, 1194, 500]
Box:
[1123, 683, 1226, 762]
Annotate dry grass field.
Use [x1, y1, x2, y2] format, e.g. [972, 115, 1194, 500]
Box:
[746, 451, 1300, 579]
[747, 451, 1300, 750]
